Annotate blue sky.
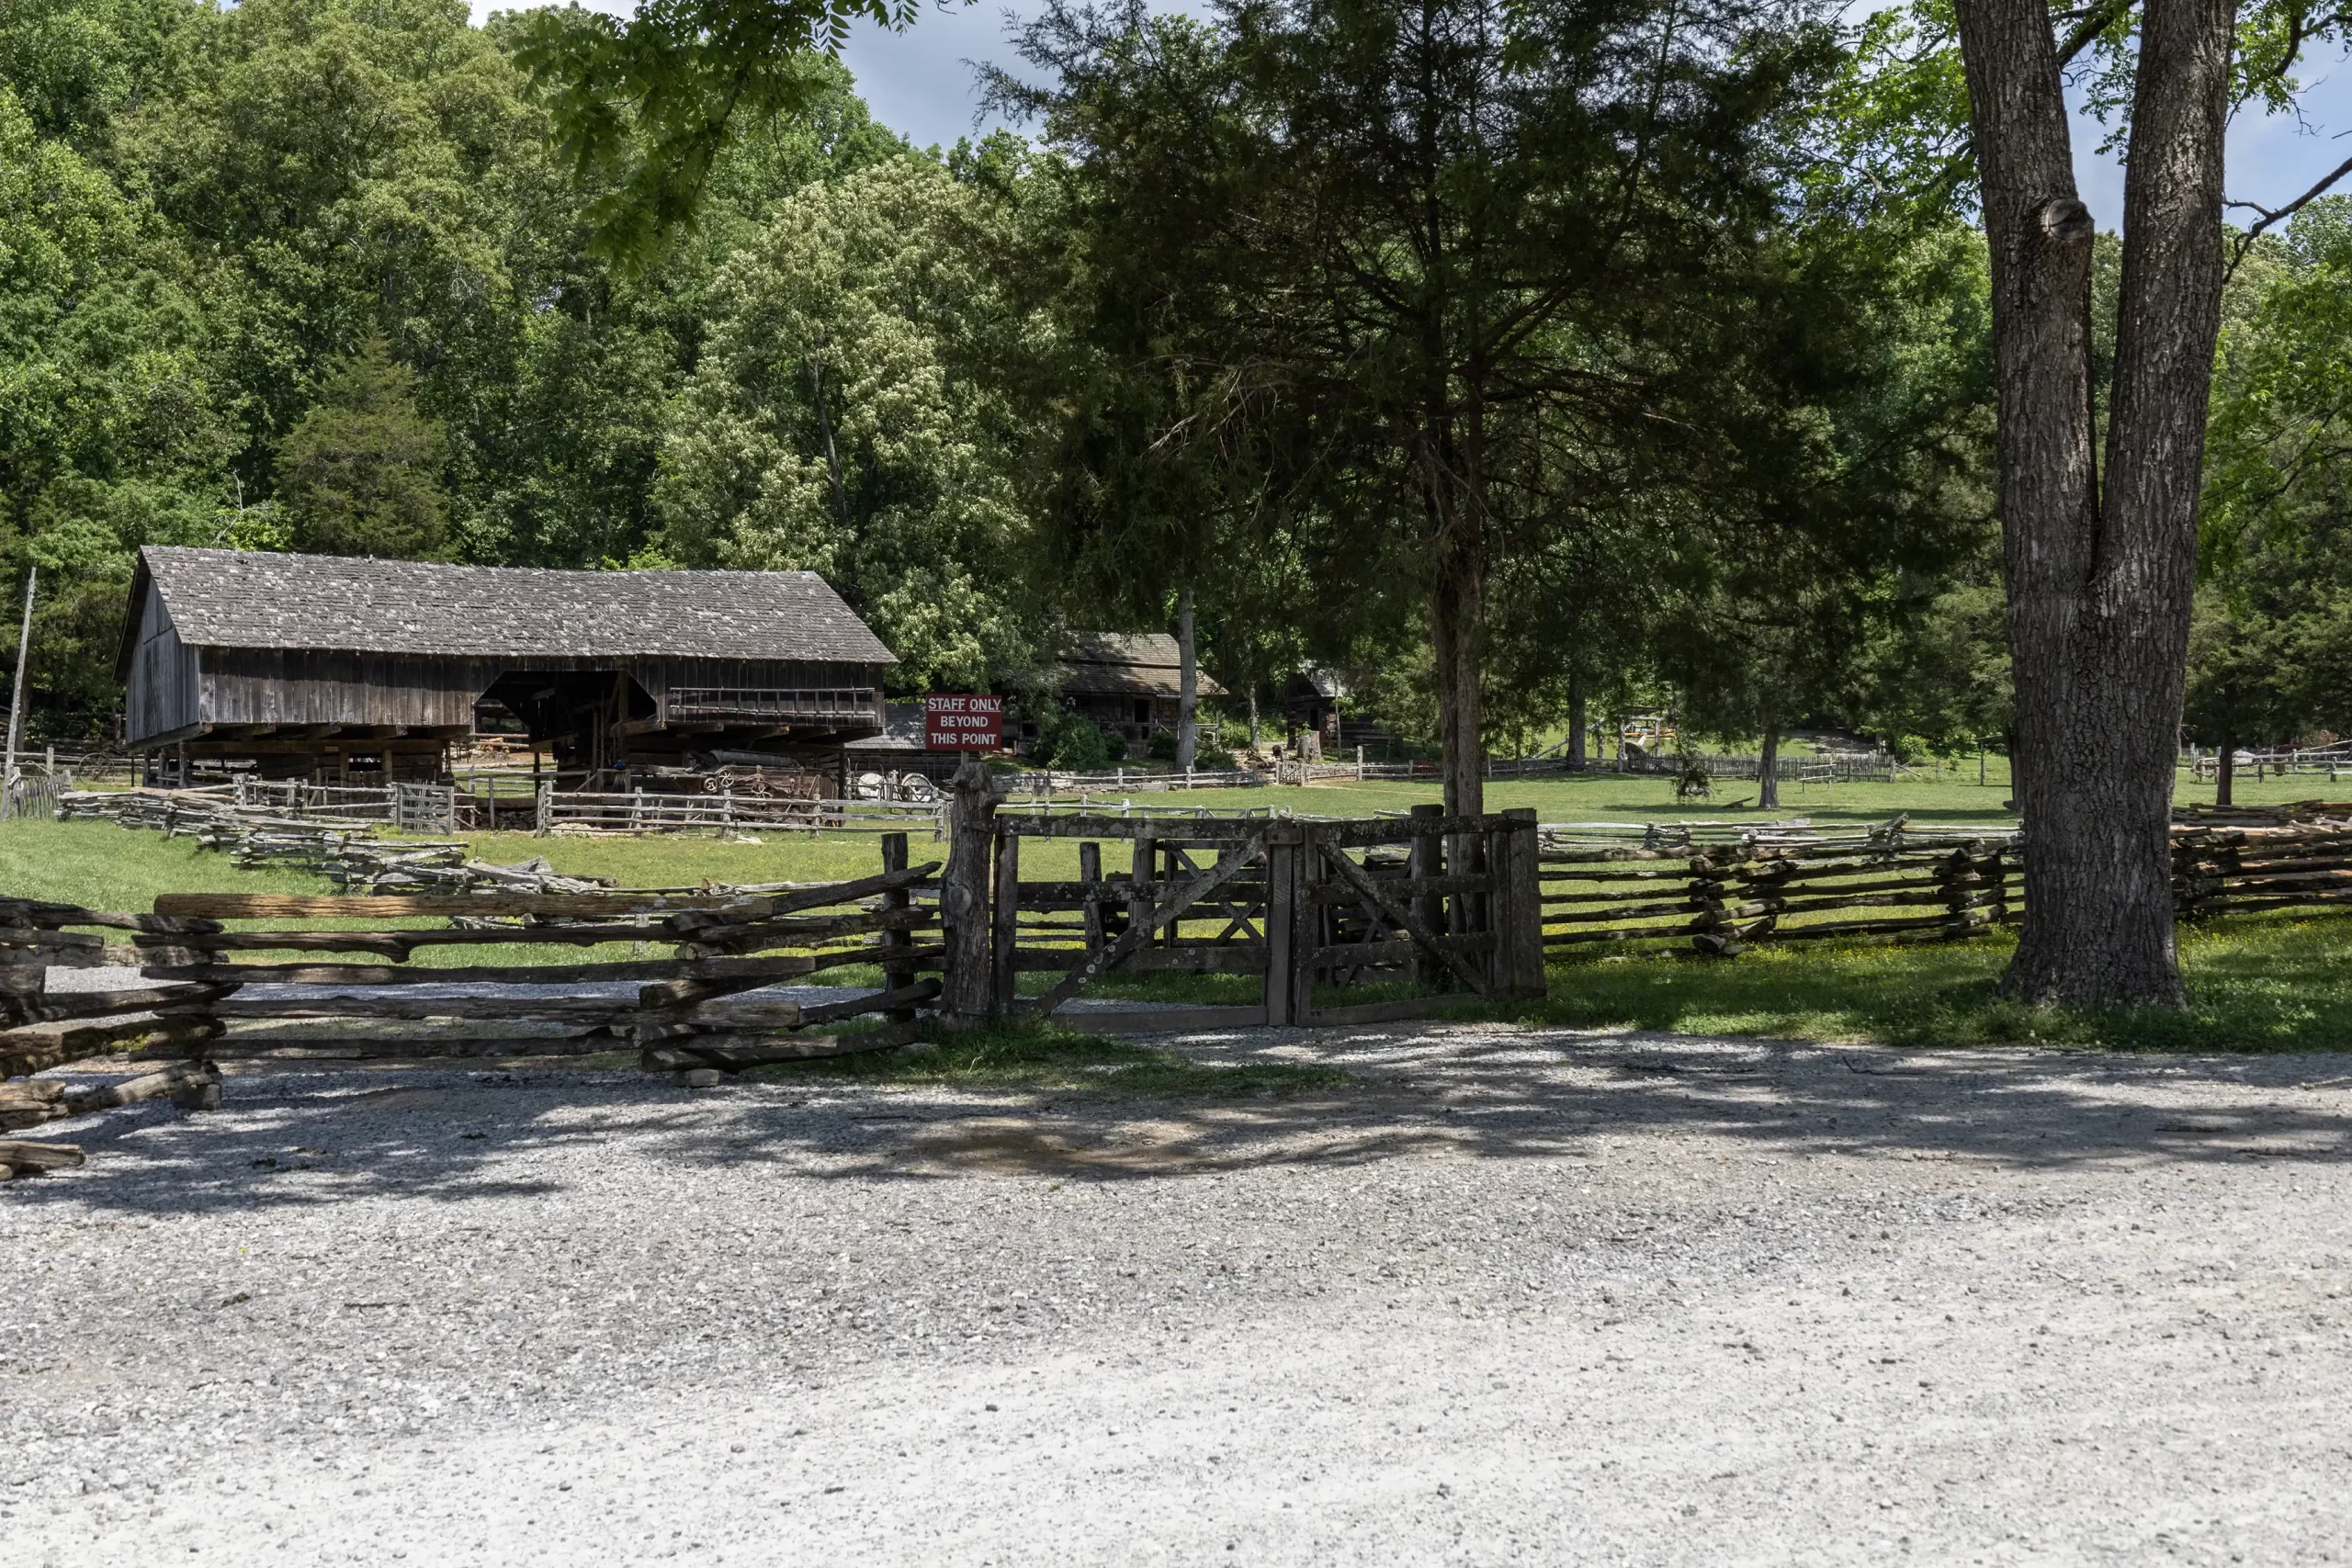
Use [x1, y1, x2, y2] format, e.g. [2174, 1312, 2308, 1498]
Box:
[476, 2, 2352, 228]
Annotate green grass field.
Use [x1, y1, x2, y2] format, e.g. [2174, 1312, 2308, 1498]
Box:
[9, 760, 2352, 1055]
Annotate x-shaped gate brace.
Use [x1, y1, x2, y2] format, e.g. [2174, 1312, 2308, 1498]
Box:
[1314, 839, 1492, 998]
[1025, 832, 1270, 1019]
[1158, 842, 1266, 943]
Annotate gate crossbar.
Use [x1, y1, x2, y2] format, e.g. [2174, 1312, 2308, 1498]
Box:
[1023, 831, 1269, 1019]
[1317, 839, 1492, 997]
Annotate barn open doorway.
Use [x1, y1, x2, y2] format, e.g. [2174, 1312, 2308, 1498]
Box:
[479, 671, 656, 790]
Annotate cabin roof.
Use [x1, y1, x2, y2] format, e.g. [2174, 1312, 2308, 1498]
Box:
[1057, 632, 1227, 698]
[126, 547, 897, 665]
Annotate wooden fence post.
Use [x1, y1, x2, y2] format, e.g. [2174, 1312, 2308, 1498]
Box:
[1079, 840, 1104, 953]
[1129, 829, 1158, 960]
[534, 779, 552, 838]
[1408, 803, 1445, 985]
[1495, 808, 1544, 998]
[1293, 825, 1325, 1022]
[941, 756, 998, 1018]
[1264, 822, 1300, 1026]
[879, 832, 919, 1021]
[990, 828, 1021, 1015]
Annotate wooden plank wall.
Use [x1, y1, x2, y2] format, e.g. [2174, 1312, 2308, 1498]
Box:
[195, 653, 889, 733]
[124, 581, 199, 744]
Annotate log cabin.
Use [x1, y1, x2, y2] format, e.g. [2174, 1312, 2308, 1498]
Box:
[118, 547, 896, 788]
[1047, 633, 1227, 751]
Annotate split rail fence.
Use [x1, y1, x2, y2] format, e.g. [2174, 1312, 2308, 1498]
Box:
[0, 835, 948, 1115]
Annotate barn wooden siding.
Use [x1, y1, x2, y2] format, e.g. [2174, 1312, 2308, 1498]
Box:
[125, 581, 199, 741]
[160, 654, 888, 737]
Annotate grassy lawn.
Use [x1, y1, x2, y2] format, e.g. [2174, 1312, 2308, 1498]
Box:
[1518, 915, 2352, 1054]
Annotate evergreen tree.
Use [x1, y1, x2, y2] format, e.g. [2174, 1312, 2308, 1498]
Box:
[273, 337, 449, 558]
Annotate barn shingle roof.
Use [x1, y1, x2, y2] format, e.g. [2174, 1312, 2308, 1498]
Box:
[133, 547, 896, 664]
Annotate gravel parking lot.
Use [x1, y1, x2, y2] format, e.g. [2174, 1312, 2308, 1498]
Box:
[6, 1021, 2351, 1566]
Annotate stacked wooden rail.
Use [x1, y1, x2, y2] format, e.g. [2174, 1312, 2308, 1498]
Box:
[2173, 815, 2352, 921]
[1539, 821, 2022, 957]
[537, 789, 945, 837]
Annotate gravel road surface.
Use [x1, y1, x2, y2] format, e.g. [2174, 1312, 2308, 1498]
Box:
[6, 1021, 2350, 1565]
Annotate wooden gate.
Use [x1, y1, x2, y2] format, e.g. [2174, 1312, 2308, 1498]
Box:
[945, 785, 1544, 1030]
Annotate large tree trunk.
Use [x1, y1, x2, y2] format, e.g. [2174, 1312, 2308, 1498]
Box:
[2216, 728, 2236, 807]
[1955, 0, 2233, 1009]
[1175, 584, 1198, 772]
[1758, 720, 1780, 811]
[1567, 674, 1587, 771]
[1430, 529, 1484, 818]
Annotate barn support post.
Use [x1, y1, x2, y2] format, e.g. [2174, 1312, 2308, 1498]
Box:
[941, 755, 999, 1018]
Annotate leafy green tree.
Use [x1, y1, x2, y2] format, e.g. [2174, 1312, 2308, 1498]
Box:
[0, 77, 233, 725]
[1835, 0, 2352, 1006]
[654, 156, 1045, 689]
[999, 0, 1851, 817]
[274, 336, 450, 558]
[510, 0, 924, 266]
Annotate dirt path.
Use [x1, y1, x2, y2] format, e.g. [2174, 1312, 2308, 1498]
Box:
[6, 1022, 2350, 1565]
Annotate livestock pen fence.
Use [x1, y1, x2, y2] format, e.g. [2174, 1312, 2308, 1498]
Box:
[960, 799, 1546, 1031]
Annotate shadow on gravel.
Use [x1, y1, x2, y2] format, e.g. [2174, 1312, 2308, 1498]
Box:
[10, 1026, 2352, 1215]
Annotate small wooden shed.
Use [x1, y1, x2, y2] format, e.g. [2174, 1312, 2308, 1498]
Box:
[118, 547, 896, 787]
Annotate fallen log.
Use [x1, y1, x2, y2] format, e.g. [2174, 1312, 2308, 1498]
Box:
[639, 1020, 924, 1070]
[0, 1139, 85, 1174]
[64, 1062, 219, 1114]
[0, 1015, 225, 1078]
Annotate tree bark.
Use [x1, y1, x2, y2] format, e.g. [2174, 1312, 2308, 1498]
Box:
[2216, 728, 2236, 807]
[1430, 513, 1485, 818]
[1758, 720, 1780, 811]
[942, 756, 999, 1018]
[1567, 675, 1587, 771]
[1955, 0, 2233, 1009]
[1175, 583, 1198, 772]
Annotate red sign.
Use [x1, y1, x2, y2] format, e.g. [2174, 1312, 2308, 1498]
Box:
[924, 694, 1004, 750]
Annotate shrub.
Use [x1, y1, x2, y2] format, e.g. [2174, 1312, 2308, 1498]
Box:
[1034, 711, 1113, 770]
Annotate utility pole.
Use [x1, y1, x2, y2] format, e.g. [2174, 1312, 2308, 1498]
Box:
[4, 566, 33, 794]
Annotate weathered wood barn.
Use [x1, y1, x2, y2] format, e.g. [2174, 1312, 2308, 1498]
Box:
[119, 547, 897, 787]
